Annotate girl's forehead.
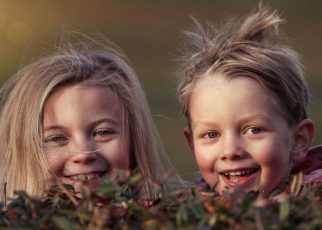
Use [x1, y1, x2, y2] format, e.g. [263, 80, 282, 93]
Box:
[42, 84, 127, 126]
[44, 84, 124, 115]
[51, 83, 115, 99]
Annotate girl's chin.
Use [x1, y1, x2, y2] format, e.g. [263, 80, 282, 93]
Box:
[60, 177, 101, 193]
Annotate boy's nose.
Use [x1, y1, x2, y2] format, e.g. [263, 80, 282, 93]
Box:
[220, 134, 247, 161]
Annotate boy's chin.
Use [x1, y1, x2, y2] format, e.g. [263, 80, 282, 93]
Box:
[214, 173, 260, 193]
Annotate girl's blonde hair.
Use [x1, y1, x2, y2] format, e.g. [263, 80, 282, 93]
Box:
[178, 5, 308, 126]
[0, 33, 178, 202]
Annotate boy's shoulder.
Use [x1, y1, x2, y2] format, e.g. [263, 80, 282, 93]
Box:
[306, 144, 322, 159]
[291, 145, 322, 184]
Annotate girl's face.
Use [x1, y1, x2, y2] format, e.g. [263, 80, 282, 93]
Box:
[42, 84, 130, 192]
[185, 75, 299, 195]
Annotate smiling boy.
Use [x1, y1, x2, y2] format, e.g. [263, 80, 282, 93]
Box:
[177, 6, 321, 196]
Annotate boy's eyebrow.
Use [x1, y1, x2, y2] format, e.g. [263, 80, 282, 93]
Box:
[238, 114, 272, 124]
[190, 120, 217, 130]
[190, 114, 272, 129]
[43, 118, 120, 132]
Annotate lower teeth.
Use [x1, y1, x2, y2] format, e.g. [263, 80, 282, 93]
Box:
[72, 174, 97, 181]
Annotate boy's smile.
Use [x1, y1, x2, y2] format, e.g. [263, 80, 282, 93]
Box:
[219, 167, 259, 187]
[42, 84, 130, 192]
[185, 75, 298, 195]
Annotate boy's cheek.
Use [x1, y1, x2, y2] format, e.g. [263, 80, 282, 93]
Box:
[203, 173, 219, 187]
[183, 127, 194, 152]
[195, 155, 218, 185]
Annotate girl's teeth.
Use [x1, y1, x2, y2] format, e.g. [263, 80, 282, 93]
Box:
[70, 173, 98, 181]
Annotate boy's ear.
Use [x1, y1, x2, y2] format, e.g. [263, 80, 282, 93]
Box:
[183, 127, 194, 153]
[291, 118, 315, 161]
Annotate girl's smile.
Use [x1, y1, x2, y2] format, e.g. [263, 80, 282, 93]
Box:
[42, 84, 130, 192]
[59, 171, 108, 190]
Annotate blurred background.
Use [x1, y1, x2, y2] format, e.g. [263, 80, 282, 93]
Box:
[0, 0, 321, 179]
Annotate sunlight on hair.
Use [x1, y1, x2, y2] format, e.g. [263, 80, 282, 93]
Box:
[6, 21, 32, 45]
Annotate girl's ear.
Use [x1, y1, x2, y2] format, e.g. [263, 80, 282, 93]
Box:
[183, 127, 194, 153]
[291, 118, 315, 161]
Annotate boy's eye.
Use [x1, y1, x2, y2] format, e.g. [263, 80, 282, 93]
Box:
[204, 131, 219, 139]
[245, 127, 262, 135]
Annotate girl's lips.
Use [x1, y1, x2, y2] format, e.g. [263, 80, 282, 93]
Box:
[64, 171, 107, 182]
[219, 167, 259, 188]
[60, 171, 108, 193]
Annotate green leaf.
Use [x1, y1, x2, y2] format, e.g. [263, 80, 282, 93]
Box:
[52, 215, 75, 230]
[279, 199, 290, 221]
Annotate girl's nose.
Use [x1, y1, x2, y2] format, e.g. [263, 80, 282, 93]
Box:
[220, 134, 248, 161]
[71, 151, 98, 165]
[69, 139, 98, 165]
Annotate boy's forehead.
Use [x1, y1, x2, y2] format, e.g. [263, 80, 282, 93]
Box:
[189, 75, 288, 123]
[196, 72, 227, 85]
[194, 74, 280, 103]
[193, 73, 259, 93]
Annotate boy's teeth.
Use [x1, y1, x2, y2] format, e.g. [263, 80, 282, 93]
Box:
[224, 169, 255, 177]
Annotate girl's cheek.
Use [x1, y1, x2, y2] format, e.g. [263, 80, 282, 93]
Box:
[45, 152, 67, 176]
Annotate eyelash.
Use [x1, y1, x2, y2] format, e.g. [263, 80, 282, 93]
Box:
[43, 135, 67, 146]
[43, 128, 117, 146]
[244, 126, 263, 135]
[202, 131, 219, 139]
[93, 129, 115, 137]
[201, 126, 264, 139]
[45, 136, 64, 141]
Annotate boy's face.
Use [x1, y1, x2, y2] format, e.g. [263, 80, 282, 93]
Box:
[42, 84, 130, 193]
[185, 75, 298, 195]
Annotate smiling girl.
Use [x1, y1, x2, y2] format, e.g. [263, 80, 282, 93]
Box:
[0, 33, 181, 203]
[177, 5, 322, 197]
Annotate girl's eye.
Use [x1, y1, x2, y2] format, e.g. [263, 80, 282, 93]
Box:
[93, 129, 115, 137]
[43, 135, 67, 146]
[44, 136, 66, 142]
[245, 127, 262, 135]
[204, 131, 219, 139]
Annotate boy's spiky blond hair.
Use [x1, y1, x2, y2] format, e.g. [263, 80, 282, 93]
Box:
[178, 5, 308, 126]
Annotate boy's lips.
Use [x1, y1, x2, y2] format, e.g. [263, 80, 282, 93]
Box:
[219, 167, 259, 188]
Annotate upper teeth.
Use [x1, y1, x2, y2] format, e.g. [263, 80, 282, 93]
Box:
[223, 169, 255, 176]
[69, 173, 99, 181]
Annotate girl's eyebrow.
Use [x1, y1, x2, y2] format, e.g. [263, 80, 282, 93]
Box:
[43, 118, 120, 132]
[43, 125, 64, 132]
[91, 118, 120, 127]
